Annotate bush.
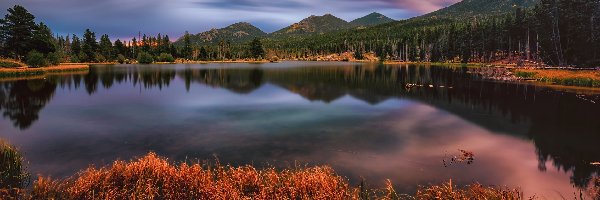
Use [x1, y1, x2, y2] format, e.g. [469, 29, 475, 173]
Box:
[25, 51, 47, 68]
[78, 52, 88, 63]
[46, 52, 61, 66]
[69, 54, 80, 63]
[94, 53, 106, 63]
[157, 53, 175, 63]
[137, 52, 154, 64]
[117, 54, 126, 64]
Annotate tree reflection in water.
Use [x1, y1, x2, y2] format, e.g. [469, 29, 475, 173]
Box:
[0, 63, 599, 188]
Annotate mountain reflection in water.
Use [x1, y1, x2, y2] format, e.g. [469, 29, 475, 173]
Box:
[0, 62, 598, 198]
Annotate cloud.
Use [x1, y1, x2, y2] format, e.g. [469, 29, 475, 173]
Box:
[0, 0, 459, 40]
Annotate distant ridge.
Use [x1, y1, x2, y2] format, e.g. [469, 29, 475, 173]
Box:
[350, 12, 395, 27]
[175, 22, 266, 46]
[271, 14, 352, 36]
[420, 0, 538, 19]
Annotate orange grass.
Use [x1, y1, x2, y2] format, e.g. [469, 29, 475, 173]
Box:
[515, 69, 600, 87]
[414, 180, 526, 200]
[31, 153, 352, 200]
[0, 65, 89, 78]
[23, 153, 532, 200]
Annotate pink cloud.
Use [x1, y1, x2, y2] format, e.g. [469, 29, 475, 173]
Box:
[389, 0, 461, 13]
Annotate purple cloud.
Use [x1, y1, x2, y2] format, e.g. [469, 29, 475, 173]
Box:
[0, 0, 459, 40]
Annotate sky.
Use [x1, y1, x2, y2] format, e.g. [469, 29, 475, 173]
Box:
[0, 0, 459, 41]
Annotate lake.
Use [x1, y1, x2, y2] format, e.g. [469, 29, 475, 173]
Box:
[1, 62, 599, 198]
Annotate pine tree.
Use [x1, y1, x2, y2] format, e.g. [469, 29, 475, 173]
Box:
[114, 39, 127, 57]
[0, 5, 37, 58]
[250, 38, 264, 59]
[183, 31, 192, 59]
[99, 34, 113, 60]
[71, 34, 81, 56]
[81, 29, 98, 62]
[31, 22, 56, 54]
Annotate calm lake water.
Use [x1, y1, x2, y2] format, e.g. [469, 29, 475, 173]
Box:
[1, 62, 599, 198]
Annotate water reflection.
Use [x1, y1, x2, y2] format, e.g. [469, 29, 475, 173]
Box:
[0, 63, 599, 195]
[0, 80, 56, 130]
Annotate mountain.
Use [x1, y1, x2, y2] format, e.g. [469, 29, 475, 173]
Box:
[350, 12, 395, 27]
[271, 14, 352, 36]
[176, 22, 266, 45]
[420, 0, 538, 19]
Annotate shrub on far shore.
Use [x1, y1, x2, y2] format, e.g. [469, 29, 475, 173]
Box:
[94, 53, 106, 63]
[137, 52, 154, 64]
[116, 54, 126, 64]
[158, 53, 175, 63]
[46, 52, 60, 66]
[69, 54, 80, 63]
[25, 51, 47, 68]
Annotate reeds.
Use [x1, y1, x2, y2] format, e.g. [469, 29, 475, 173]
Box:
[0, 140, 29, 197]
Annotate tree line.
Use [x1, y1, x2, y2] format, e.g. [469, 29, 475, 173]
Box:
[0, 5, 266, 66]
[3, 0, 598, 67]
[263, 0, 600, 67]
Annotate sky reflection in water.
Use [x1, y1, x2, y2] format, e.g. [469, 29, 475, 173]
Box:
[0, 62, 598, 198]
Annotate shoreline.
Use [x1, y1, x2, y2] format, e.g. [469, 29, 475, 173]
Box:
[0, 64, 89, 79]
[2, 61, 599, 90]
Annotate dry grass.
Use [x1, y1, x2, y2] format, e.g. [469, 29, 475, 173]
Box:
[514, 69, 600, 87]
[414, 180, 527, 200]
[31, 153, 352, 200]
[18, 153, 531, 200]
[0, 64, 88, 78]
[0, 58, 26, 68]
[588, 176, 600, 199]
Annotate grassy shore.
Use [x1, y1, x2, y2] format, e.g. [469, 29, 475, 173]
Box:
[514, 69, 600, 87]
[0, 64, 89, 79]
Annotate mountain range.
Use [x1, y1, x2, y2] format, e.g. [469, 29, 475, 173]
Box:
[176, 0, 539, 46]
[176, 12, 395, 45]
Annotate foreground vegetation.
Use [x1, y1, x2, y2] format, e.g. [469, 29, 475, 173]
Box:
[0, 153, 528, 199]
[0, 140, 29, 196]
[1, 137, 599, 199]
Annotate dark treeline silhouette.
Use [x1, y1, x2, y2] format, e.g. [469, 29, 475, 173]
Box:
[4, 1, 599, 66]
[0, 5, 267, 66]
[263, 0, 600, 67]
